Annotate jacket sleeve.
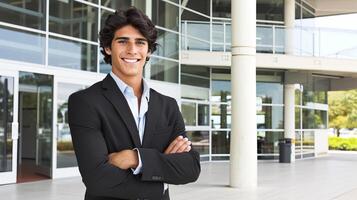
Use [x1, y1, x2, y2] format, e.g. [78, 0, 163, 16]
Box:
[137, 98, 201, 184]
[68, 92, 164, 199]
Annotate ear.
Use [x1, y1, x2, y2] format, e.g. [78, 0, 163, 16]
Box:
[104, 47, 112, 55]
[146, 52, 151, 62]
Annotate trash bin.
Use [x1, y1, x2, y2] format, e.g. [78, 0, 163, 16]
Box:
[279, 138, 292, 163]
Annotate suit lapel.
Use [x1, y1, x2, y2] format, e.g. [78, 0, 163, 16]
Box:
[101, 75, 141, 148]
[142, 89, 158, 147]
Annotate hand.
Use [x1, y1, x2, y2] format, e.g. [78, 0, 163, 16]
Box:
[108, 149, 139, 170]
[164, 135, 192, 154]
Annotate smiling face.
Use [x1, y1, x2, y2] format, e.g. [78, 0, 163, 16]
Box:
[105, 25, 150, 83]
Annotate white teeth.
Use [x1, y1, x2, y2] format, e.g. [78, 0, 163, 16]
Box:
[123, 58, 139, 63]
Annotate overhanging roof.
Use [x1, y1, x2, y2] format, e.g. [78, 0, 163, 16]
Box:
[306, 0, 357, 16]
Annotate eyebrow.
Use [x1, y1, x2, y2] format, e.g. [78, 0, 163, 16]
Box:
[114, 37, 148, 42]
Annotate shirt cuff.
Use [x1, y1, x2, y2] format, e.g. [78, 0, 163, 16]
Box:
[131, 148, 142, 175]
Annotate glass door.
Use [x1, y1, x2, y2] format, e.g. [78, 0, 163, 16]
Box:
[18, 72, 53, 180]
[0, 70, 18, 185]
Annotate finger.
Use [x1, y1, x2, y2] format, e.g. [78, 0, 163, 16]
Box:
[165, 135, 183, 154]
[170, 137, 188, 153]
[184, 145, 191, 152]
[177, 140, 191, 153]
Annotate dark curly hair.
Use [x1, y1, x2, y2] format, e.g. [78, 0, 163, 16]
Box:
[99, 7, 158, 65]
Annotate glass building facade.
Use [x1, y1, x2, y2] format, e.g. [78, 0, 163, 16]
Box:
[0, 0, 347, 184]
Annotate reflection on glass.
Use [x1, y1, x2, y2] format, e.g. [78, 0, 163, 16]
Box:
[181, 65, 210, 88]
[275, 26, 285, 54]
[181, 102, 196, 126]
[100, 9, 114, 31]
[212, 0, 231, 18]
[212, 131, 230, 154]
[0, 0, 46, 30]
[295, 107, 301, 129]
[302, 109, 327, 129]
[198, 104, 209, 126]
[211, 104, 231, 129]
[257, 106, 284, 129]
[0, 26, 45, 64]
[57, 83, 85, 168]
[0, 76, 14, 172]
[295, 131, 302, 159]
[256, 82, 283, 104]
[152, 0, 179, 31]
[19, 72, 53, 169]
[155, 28, 179, 60]
[101, 0, 145, 12]
[302, 131, 314, 158]
[257, 0, 284, 21]
[99, 53, 111, 74]
[257, 26, 273, 53]
[48, 36, 97, 72]
[49, 0, 98, 41]
[184, 0, 210, 15]
[186, 131, 209, 155]
[257, 131, 284, 154]
[211, 80, 231, 102]
[150, 57, 178, 83]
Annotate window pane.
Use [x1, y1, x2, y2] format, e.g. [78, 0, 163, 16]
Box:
[57, 83, 85, 168]
[181, 102, 196, 126]
[257, 0, 284, 21]
[257, 131, 284, 154]
[0, 26, 45, 64]
[102, 0, 145, 12]
[0, 76, 14, 172]
[184, 0, 210, 16]
[212, 131, 230, 154]
[150, 57, 178, 83]
[48, 36, 97, 72]
[256, 82, 283, 104]
[186, 131, 209, 155]
[198, 104, 209, 126]
[211, 104, 231, 129]
[155, 28, 179, 60]
[181, 65, 210, 88]
[212, 0, 231, 18]
[0, 0, 46, 30]
[152, 0, 179, 31]
[302, 131, 314, 156]
[99, 53, 111, 74]
[49, 0, 98, 41]
[211, 80, 231, 102]
[302, 109, 327, 129]
[257, 106, 284, 129]
[257, 26, 273, 53]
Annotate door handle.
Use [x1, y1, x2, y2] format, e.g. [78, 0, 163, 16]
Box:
[11, 122, 19, 140]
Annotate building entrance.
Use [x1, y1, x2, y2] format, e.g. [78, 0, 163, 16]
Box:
[17, 72, 53, 183]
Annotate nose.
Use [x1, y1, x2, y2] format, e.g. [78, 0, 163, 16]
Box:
[126, 41, 137, 54]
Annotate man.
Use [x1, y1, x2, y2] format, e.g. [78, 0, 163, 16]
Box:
[68, 7, 201, 200]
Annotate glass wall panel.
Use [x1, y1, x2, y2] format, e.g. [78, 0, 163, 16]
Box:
[257, 106, 284, 129]
[211, 104, 231, 129]
[100, 8, 114, 31]
[0, 0, 46, 30]
[275, 26, 285, 54]
[256, 82, 283, 104]
[257, 0, 284, 21]
[48, 36, 97, 72]
[99, 54, 111, 74]
[302, 109, 327, 129]
[0, 26, 45, 64]
[257, 26, 273, 53]
[186, 131, 209, 155]
[155, 28, 179, 60]
[49, 0, 98, 41]
[257, 131, 284, 154]
[184, 0, 210, 16]
[0, 76, 14, 172]
[101, 0, 145, 12]
[181, 102, 196, 126]
[150, 57, 178, 83]
[212, 22, 224, 51]
[198, 104, 209, 126]
[212, 0, 231, 18]
[57, 83, 85, 168]
[211, 79, 231, 102]
[152, 0, 179, 31]
[295, 131, 302, 158]
[181, 65, 210, 88]
[302, 131, 314, 156]
[212, 131, 230, 154]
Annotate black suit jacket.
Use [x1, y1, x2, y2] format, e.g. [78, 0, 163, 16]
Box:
[68, 74, 201, 200]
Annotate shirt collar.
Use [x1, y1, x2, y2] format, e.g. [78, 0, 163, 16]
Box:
[110, 71, 150, 101]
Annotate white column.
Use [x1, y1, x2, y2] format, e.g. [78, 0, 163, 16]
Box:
[284, 0, 295, 55]
[284, 84, 296, 162]
[230, 0, 257, 188]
